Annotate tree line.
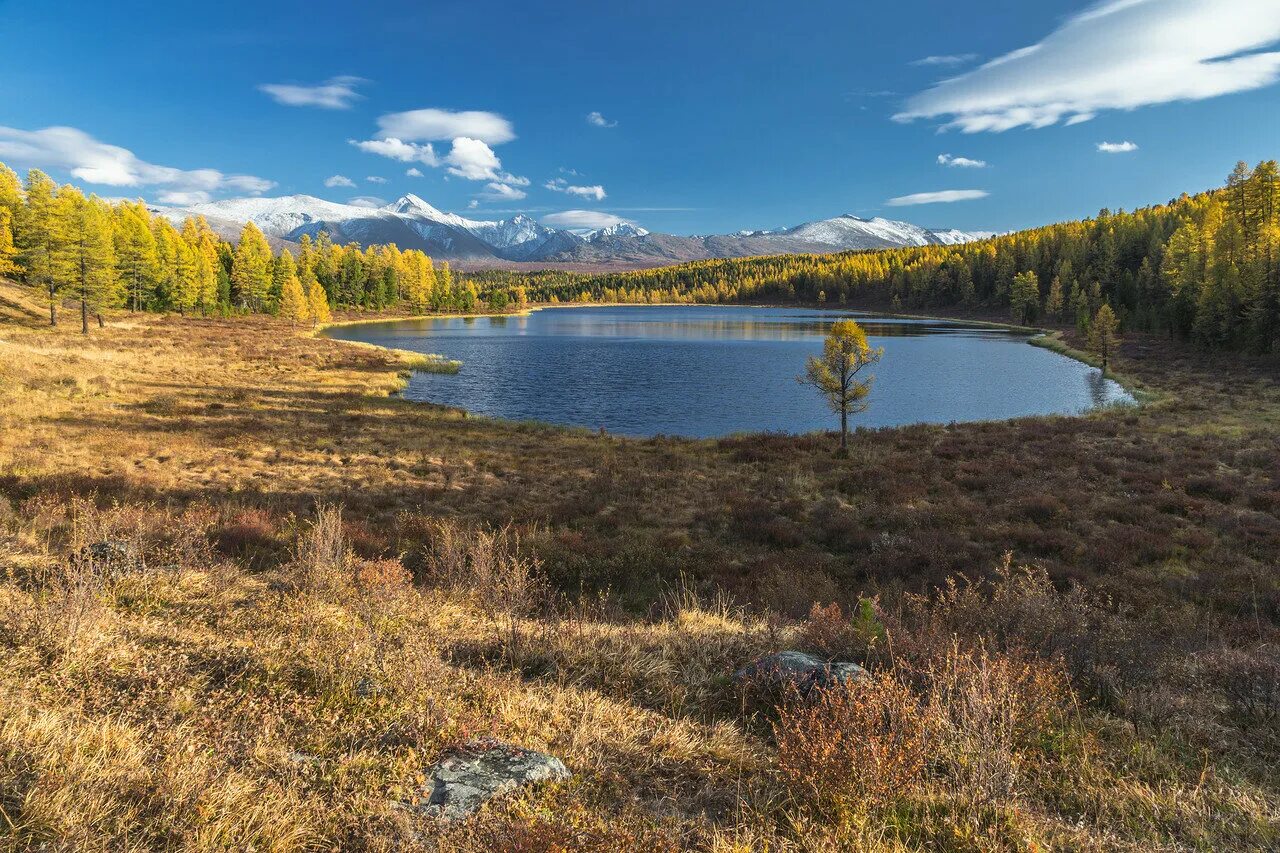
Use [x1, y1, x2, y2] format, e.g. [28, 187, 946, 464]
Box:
[512, 160, 1279, 353]
[0, 161, 528, 332]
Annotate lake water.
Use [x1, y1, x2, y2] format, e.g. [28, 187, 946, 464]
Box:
[323, 305, 1133, 438]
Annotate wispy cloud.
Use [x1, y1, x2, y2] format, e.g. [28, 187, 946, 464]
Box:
[375, 108, 515, 145]
[938, 153, 988, 168]
[477, 182, 527, 201]
[324, 174, 356, 188]
[543, 210, 631, 229]
[1097, 140, 1139, 153]
[258, 76, 364, 109]
[911, 54, 978, 67]
[886, 189, 989, 206]
[347, 196, 386, 209]
[896, 0, 1280, 132]
[0, 125, 274, 200]
[544, 177, 606, 201]
[586, 111, 618, 128]
[366, 175, 387, 184]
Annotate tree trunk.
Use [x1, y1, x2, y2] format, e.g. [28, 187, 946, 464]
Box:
[49, 295, 56, 326]
[97, 312, 105, 328]
[81, 295, 89, 335]
[840, 407, 848, 454]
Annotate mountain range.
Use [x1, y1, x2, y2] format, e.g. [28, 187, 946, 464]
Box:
[151, 193, 993, 267]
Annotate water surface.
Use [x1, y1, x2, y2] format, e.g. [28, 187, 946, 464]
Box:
[323, 305, 1132, 437]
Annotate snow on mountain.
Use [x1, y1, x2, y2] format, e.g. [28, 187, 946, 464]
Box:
[150, 192, 989, 265]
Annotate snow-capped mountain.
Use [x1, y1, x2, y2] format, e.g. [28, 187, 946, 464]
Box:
[150, 193, 991, 266]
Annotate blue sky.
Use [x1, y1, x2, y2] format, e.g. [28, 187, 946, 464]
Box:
[1, 0, 1279, 235]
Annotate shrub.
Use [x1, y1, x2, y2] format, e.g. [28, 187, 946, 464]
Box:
[774, 671, 928, 817]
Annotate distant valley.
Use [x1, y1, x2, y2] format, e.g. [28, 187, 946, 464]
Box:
[150, 193, 994, 268]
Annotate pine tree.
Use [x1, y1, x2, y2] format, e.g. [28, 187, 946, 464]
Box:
[278, 272, 309, 325]
[231, 222, 272, 311]
[19, 170, 72, 326]
[63, 189, 119, 334]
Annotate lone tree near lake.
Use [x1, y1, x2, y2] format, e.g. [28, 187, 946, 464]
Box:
[1088, 303, 1122, 372]
[799, 319, 883, 455]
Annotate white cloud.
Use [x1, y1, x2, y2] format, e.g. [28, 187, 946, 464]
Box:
[350, 137, 440, 166]
[467, 199, 479, 209]
[157, 190, 211, 205]
[477, 182, 527, 201]
[885, 189, 989, 206]
[258, 76, 364, 109]
[366, 175, 387, 184]
[542, 210, 632, 230]
[347, 196, 386, 208]
[0, 125, 275, 198]
[406, 167, 424, 177]
[375, 108, 515, 145]
[1097, 140, 1139, 153]
[896, 0, 1280, 133]
[544, 177, 607, 200]
[586, 111, 618, 128]
[911, 54, 978, 67]
[938, 153, 988, 168]
[444, 137, 503, 180]
[324, 174, 356, 188]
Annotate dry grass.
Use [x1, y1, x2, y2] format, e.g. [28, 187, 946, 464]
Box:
[2, 280, 1279, 850]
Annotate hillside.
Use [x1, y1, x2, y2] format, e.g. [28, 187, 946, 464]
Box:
[2, 278, 1279, 849]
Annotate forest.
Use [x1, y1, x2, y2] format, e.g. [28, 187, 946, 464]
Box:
[3, 159, 1278, 352]
[0, 162, 519, 330]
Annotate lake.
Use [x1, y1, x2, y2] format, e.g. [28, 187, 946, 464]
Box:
[322, 305, 1134, 438]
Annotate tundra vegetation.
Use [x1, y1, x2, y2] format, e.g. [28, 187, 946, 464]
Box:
[0, 164, 1279, 851]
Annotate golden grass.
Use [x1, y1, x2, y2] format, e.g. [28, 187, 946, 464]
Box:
[2, 280, 1280, 850]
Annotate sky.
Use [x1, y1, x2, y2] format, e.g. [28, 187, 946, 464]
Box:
[1, 0, 1279, 236]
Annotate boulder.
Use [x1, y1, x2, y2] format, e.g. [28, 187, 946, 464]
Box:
[733, 651, 867, 696]
[415, 738, 571, 820]
[72, 540, 144, 579]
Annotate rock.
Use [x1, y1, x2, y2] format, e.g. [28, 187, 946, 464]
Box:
[73, 540, 144, 579]
[415, 738, 571, 820]
[733, 651, 867, 696]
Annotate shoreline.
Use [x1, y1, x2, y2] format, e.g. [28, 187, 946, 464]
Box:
[317, 302, 1148, 436]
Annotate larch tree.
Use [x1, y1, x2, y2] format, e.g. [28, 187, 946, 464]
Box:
[278, 271, 309, 325]
[232, 221, 272, 311]
[63, 190, 119, 334]
[1011, 271, 1040, 324]
[0, 162, 22, 220]
[1045, 275, 1064, 321]
[1088, 303, 1122, 372]
[19, 170, 72, 326]
[307, 268, 331, 325]
[799, 319, 883, 455]
[114, 203, 160, 312]
[0, 208, 21, 278]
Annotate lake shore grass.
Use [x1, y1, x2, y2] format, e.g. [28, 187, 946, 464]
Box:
[3, 279, 1280, 850]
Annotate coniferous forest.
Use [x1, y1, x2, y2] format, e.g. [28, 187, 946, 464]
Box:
[4, 159, 1280, 351]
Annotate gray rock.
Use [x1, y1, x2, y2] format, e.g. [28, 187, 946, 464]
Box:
[416, 738, 571, 820]
[73, 540, 143, 579]
[733, 651, 868, 695]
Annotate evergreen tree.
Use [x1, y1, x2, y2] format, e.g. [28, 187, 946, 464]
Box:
[231, 221, 272, 311]
[1010, 271, 1040, 324]
[1045, 275, 1064, 321]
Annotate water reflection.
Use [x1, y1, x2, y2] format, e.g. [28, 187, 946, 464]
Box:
[323, 305, 1135, 438]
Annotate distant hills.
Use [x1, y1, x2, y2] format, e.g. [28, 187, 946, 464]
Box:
[151, 193, 994, 267]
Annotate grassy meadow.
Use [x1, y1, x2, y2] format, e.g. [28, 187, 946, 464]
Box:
[2, 279, 1279, 851]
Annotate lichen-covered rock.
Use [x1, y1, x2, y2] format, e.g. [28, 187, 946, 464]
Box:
[733, 651, 867, 695]
[415, 738, 571, 820]
[72, 540, 143, 579]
